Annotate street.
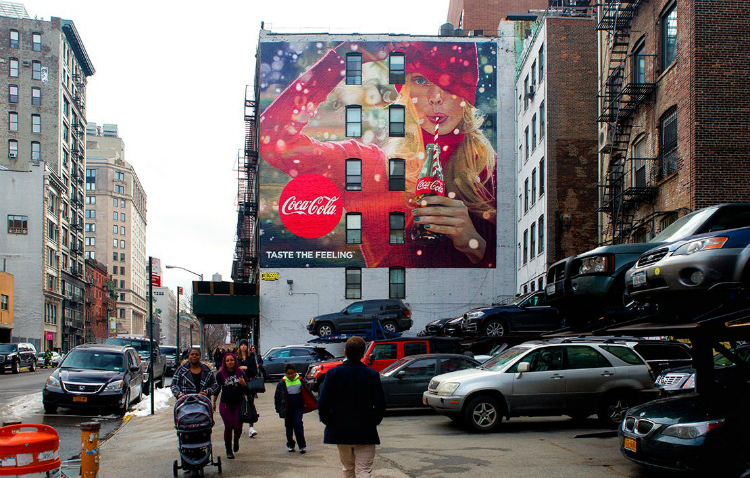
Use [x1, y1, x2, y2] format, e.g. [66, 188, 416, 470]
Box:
[0, 367, 52, 402]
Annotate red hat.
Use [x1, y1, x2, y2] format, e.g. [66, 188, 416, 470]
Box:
[394, 42, 479, 105]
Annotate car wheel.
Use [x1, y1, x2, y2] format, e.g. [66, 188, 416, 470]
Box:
[381, 321, 398, 334]
[43, 403, 58, 414]
[29, 360, 36, 372]
[259, 367, 267, 382]
[598, 392, 632, 427]
[483, 319, 507, 338]
[315, 323, 335, 337]
[117, 389, 131, 416]
[463, 395, 503, 432]
[11, 359, 19, 374]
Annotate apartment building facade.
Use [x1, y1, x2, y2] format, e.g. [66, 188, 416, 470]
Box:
[0, 3, 94, 351]
[515, 11, 598, 294]
[597, 0, 750, 244]
[153, 286, 176, 346]
[447, 0, 549, 34]
[84, 258, 112, 343]
[84, 124, 148, 336]
[0, 269, 13, 342]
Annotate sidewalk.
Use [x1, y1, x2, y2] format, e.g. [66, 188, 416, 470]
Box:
[99, 389, 408, 478]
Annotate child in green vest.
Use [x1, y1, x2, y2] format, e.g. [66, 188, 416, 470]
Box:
[274, 363, 317, 453]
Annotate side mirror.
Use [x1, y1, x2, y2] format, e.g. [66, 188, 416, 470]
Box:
[342, 309, 349, 315]
[395, 370, 406, 379]
[516, 362, 530, 375]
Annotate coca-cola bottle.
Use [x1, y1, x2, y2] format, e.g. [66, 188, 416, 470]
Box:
[412, 142, 445, 245]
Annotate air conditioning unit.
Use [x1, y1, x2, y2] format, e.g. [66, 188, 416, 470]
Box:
[8, 152, 17, 158]
[22, 60, 30, 67]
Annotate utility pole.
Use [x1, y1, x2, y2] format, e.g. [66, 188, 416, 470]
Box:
[148, 256, 154, 415]
[176, 286, 182, 354]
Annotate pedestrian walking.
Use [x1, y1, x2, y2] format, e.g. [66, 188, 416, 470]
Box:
[43, 349, 52, 368]
[171, 347, 218, 399]
[213, 347, 224, 369]
[274, 363, 317, 454]
[250, 344, 263, 377]
[213, 352, 248, 460]
[236, 339, 259, 437]
[317, 336, 387, 478]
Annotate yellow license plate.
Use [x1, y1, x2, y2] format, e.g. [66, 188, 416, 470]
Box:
[422, 396, 428, 405]
[623, 437, 636, 452]
[73, 396, 88, 402]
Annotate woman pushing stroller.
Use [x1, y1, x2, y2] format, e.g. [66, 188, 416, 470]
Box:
[171, 347, 218, 399]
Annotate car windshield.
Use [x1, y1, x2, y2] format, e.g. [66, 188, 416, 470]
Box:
[160, 347, 177, 355]
[713, 348, 750, 367]
[60, 350, 125, 372]
[106, 338, 150, 355]
[381, 358, 410, 376]
[0, 344, 18, 353]
[483, 346, 530, 371]
[650, 208, 717, 243]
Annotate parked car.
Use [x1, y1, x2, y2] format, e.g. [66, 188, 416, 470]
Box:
[306, 337, 464, 391]
[420, 317, 456, 336]
[37, 351, 63, 368]
[462, 292, 562, 337]
[546, 204, 750, 319]
[626, 225, 750, 306]
[104, 335, 166, 389]
[42, 344, 145, 415]
[380, 354, 479, 408]
[261, 345, 335, 380]
[306, 299, 412, 336]
[442, 317, 464, 337]
[159, 346, 179, 375]
[423, 339, 658, 432]
[0, 343, 37, 373]
[656, 345, 749, 394]
[620, 391, 750, 473]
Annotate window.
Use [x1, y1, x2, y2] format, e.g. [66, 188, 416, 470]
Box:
[346, 106, 362, 137]
[9, 58, 18, 77]
[31, 86, 41, 106]
[86, 169, 96, 179]
[538, 215, 545, 253]
[659, 108, 678, 176]
[8, 140, 18, 158]
[112, 265, 118, 275]
[1, 294, 8, 311]
[116, 171, 125, 181]
[531, 61, 537, 87]
[531, 169, 537, 204]
[86, 182, 96, 191]
[120, 240, 125, 249]
[389, 105, 405, 137]
[510, 347, 562, 373]
[564, 346, 612, 369]
[539, 158, 545, 196]
[531, 114, 537, 151]
[85, 223, 95, 232]
[113, 211, 119, 221]
[47, 245, 55, 265]
[32, 61, 41, 80]
[389, 159, 405, 191]
[113, 239, 118, 248]
[118, 308, 125, 318]
[120, 200, 125, 208]
[523, 75, 529, 109]
[371, 343, 397, 360]
[120, 267, 125, 275]
[523, 229, 528, 265]
[389, 53, 405, 84]
[661, 3, 677, 71]
[601, 346, 645, 365]
[632, 137, 647, 188]
[345, 159, 362, 191]
[9, 84, 18, 103]
[538, 277, 544, 290]
[539, 102, 545, 139]
[389, 213, 405, 244]
[85, 237, 95, 246]
[113, 252, 118, 261]
[9, 29, 19, 49]
[524, 126, 529, 160]
[530, 222, 537, 258]
[633, 41, 646, 84]
[120, 253, 125, 261]
[345, 53, 362, 85]
[113, 225, 119, 234]
[9, 112, 18, 131]
[345, 267, 361, 299]
[120, 226, 125, 235]
[114, 185, 125, 194]
[113, 198, 118, 207]
[346, 213, 362, 244]
[31, 142, 40, 161]
[389, 267, 405, 299]
[120, 213, 125, 221]
[32, 32, 41, 52]
[7, 215, 28, 234]
[539, 44, 545, 80]
[524, 178, 529, 212]
[31, 114, 41, 133]
[85, 210, 96, 218]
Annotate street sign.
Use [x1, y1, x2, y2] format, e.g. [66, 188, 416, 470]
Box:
[151, 257, 162, 287]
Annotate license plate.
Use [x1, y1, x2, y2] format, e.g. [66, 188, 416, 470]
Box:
[546, 283, 556, 295]
[623, 437, 637, 452]
[632, 271, 646, 287]
[422, 396, 428, 405]
[73, 396, 87, 402]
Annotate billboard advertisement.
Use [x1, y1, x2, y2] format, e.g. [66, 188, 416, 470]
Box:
[258, 39, 498, 268]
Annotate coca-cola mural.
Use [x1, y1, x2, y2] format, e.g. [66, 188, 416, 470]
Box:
[259, 39, 497, 268]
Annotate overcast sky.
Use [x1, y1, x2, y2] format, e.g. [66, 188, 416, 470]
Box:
[21, 0, 449, 294]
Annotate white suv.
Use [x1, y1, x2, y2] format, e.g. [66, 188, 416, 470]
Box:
[423, 339, 657, 432]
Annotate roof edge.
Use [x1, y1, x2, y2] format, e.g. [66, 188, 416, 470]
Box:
[60, 19, 95, 77]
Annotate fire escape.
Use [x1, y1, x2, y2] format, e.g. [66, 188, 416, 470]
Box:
[596, 0, 656, 244]
[232, 85, 260, 284]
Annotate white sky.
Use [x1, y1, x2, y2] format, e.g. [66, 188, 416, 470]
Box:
[21, 0, 449, 295]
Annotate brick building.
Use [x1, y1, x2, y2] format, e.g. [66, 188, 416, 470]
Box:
[447, 0, 549, 34]
[84, 258, 111, 343]
[597, 0, 750, 244]
[0, 270, 13, 342]
[515, 7, 598, 294]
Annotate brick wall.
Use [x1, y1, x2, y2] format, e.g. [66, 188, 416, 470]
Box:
[447, 0, 549, 33]
[546, 18, 599, 260]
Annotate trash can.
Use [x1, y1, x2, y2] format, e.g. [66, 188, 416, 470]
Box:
[0, 424, 61, 477]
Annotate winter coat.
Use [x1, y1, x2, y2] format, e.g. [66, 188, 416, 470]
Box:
[317, 359, 386, 445]
[274, 374, 317, 419]
[236, 354, 258, 379]
[171, 362, 218, 398]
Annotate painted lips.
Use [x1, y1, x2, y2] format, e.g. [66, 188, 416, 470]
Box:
[428, 114, 448, 125]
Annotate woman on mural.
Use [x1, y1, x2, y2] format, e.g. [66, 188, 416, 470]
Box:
[259, 41, 497, 267]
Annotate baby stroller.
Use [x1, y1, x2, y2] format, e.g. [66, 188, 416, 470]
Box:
[173, 394, 222, 476]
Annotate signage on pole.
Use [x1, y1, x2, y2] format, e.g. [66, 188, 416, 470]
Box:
[151, 257, 162, 287]
[178, 286, 183, 295]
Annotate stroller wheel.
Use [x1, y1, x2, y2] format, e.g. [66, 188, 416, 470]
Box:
[173, 460, 179, 477]
[216, 456, 222, 474]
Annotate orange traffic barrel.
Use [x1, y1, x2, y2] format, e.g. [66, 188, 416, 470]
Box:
[0, 424, 61, 477]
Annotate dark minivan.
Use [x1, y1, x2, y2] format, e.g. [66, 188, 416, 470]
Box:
[307, 299, 412, 336]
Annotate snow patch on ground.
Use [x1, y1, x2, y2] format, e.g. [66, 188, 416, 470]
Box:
[127, 388, 173, 417]
[0, 391, 43, 419]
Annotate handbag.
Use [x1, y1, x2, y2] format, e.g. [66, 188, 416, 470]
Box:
[246, 376, 266, 394]
[240, 395, 259, 424]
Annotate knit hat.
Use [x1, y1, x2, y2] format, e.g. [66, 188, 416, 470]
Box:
[394, 42, 479, 105]
[239, 339, 249, 348]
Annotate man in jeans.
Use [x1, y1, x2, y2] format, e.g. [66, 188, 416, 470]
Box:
[318, 337, 387, 477]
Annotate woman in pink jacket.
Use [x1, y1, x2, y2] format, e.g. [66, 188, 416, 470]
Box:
[260, 41, 497, 268]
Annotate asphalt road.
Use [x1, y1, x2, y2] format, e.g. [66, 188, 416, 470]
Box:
[0, 367, 53, 402]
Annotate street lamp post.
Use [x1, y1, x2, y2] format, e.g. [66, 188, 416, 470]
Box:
[164, 265, 204, 281]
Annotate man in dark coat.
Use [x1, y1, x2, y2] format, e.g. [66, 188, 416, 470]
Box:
[317, 336, 386, 477]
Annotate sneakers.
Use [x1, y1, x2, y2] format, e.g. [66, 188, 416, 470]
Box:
[287, 447, 295, 452]
[248, 427, 258, 438]
[299, 447, 307, 454]
[226, 448, 235, 460]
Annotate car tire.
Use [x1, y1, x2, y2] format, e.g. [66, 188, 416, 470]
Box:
[482, 319, 507, 338]
[11, 359, 20, 374]
[315, 323, 335, 337]
[259, 367, 267, 382]
[43, 403, 58, 414]
[29, 360, 36, 372]
[117, 389, 131, 416]
[381, 321, 398, 334]
[463, 395, 503, 432]
[598, 391, 633, 427]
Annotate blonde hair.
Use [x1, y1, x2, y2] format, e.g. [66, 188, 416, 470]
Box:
[384, 79, 496, 219]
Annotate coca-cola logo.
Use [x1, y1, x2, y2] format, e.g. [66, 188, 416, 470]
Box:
[278, 174, 343, 239]
[416, 176, 445, 196]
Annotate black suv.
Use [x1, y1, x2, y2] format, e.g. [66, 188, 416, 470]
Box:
[105, 336, 167, 389]
[461, 292, 562, 337]
[261, 345, 335, 380]
[0, 343, 37, 373]
[307, 299, 412, 336]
